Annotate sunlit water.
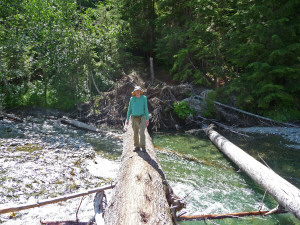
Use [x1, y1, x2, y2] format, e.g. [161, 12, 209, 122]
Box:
[152, 131, 300, 225]
[1, 119, 300, 224]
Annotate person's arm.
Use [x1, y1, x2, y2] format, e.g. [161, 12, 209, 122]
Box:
[144, 96, 149, 126]
[126, 98, 132, 124]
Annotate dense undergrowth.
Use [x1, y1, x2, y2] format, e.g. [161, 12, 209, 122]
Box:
[1, 0, 299, 122]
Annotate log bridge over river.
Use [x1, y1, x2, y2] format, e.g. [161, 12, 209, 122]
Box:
[0, 119, 300, 224]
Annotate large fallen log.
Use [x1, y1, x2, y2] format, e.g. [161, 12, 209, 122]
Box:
[104, 123, 184, 224]
[0, 185, 114, 214]
[203, 125, 300, 220]
[60, 117, 99, 132]
[196, 95, 298, 127]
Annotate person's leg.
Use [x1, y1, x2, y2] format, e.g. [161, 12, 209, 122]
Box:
[139, 117, 146, 149]
[132, 117, 140, 148]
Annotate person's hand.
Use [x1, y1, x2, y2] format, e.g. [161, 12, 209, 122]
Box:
[146, 120, 149, 127]
[126, 120, 129, 125]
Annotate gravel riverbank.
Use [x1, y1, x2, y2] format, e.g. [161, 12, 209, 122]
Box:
[1, 116, 299, 224]
[237, 126, 300, 150]
[0, 118, 121, 225]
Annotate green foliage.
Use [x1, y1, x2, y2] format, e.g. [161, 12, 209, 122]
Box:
[116, 0, 156, 57]
[0, 0, 122, 111]
[223, 0, 300, 121]
[155, 0, 235, 86]
[154, 0, 300, 121]
[173, 101, 194, 119]
[1, 0, 299, 121]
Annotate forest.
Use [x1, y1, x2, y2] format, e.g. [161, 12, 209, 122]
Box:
[1, 0, 300, 122]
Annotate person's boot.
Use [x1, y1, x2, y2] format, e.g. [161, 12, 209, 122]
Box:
[134, 147, 140, 152]
[141, 147, 146, 152]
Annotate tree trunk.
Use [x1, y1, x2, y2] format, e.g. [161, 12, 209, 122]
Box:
[196, 95, 298, 127]
[150, 57, 155, 83]
[104, 123, 173, 225]
[90, 68, 101, 95]
[203, 125, 300, 221]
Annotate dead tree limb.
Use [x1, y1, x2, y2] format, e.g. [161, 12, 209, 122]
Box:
[0, 185, 114, 214]
[177, 209, 288, 221]
[195, 115, 249, 137]
[196, 95, 298, 127]
[90, 70, 101, 95]
[41, 221, 87, 225]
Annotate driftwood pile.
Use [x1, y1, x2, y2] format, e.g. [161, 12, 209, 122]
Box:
[84, 71, 298, 132]
[86, 71, 197, 130]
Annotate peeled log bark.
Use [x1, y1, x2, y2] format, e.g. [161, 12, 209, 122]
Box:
[60, 117, 99, 132]
[203, 125, 300, 221]
[104, 123, 173, 225]
[0, 185, 114, 214]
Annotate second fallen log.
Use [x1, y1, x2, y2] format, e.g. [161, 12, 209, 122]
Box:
[60, 117, 99, 132]
[203, 125, 300, 220]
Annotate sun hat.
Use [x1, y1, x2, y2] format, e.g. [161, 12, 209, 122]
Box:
[131, 86, 144, 96]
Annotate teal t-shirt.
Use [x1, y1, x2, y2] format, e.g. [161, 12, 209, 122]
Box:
[126, 95, 149, 121]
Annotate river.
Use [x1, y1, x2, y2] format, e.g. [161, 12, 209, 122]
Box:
[153, 131, 300, 225]
[0, 118, 299, 224]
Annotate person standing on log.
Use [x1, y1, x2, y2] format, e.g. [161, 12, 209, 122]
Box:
[126, 86, 149, 151]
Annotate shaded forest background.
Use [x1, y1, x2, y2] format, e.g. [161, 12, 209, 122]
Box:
[1, 0, 299, 122]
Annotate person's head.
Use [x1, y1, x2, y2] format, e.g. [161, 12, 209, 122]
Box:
[132, 86, 144, 98]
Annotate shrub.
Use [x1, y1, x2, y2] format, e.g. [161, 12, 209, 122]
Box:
[173, 101, 194, 119]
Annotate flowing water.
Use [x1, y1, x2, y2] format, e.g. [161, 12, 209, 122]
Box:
[1, 118, 300, 225]
[152, 131, 300, 225]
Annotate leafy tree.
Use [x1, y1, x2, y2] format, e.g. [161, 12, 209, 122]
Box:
[116, 0, 156, 57]
[225, 0, 300, 120]
[0, 0, 121, 110]
[1, 0, 299, 121]
[155, 0, 235, 87]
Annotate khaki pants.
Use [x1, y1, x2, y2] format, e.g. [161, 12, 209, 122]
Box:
[132, 116, 146, 147]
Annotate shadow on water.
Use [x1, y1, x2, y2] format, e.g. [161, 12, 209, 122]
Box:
[83, 136, 122, 160]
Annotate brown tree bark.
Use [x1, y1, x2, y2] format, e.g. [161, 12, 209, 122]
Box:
[103, 123, 174, 225]
[203, 125, 300, 221]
